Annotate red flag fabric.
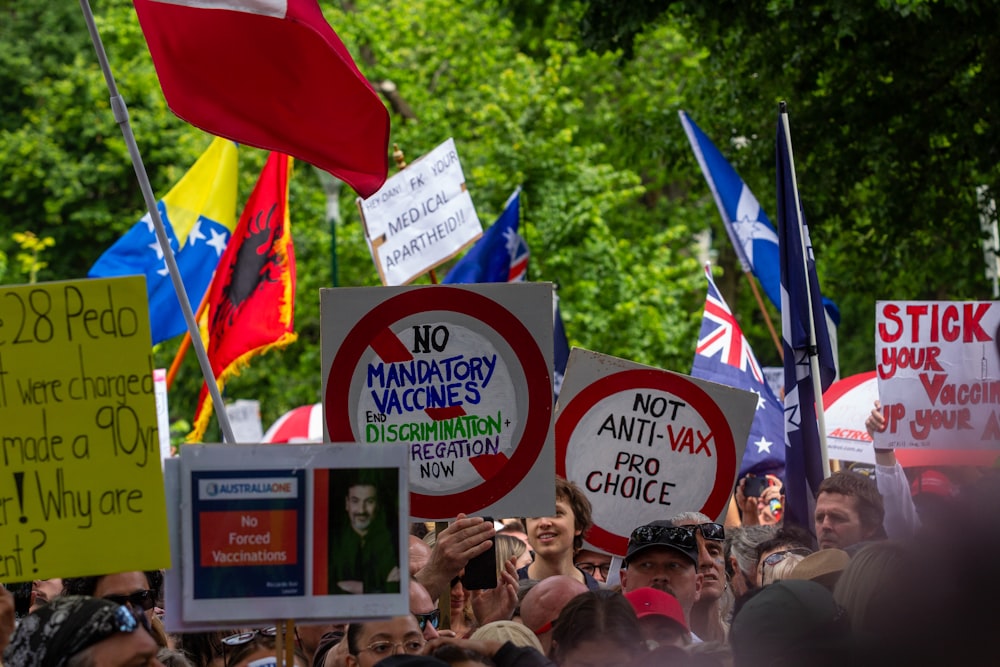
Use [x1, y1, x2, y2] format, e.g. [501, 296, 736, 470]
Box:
[190, 152, 298, 441]
[133, 0, 389, 198]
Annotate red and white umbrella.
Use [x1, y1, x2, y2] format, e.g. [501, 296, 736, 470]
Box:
[823, 371, 998, 468]
[263, 403, 324, 443]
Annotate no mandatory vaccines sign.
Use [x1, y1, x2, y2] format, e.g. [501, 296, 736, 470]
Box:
[358, 138, 483, 286]
[556, 349, 756, 557]
[0, 276, 170, 581]
[321, 283, 556, 521]
[875, 300, 1000, 449]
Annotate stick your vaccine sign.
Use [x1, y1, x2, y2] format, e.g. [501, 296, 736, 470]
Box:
[875, 300, 1000, 448]
[556, 349, 756, 556]
[0, 276, 170, 581]
[321, 283, 556, 521]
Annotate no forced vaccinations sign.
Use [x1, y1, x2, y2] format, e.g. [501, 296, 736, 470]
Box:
[321, 283, 556, 521]
[556, 349, 756, 557]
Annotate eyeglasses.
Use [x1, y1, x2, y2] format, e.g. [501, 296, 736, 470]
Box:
[761, 548, 812, 570]
[222, 627, 278, 647]
[413, 609, 440, 632]
[629, 524, 698, 550]
[110, 604, 146, 633]
[695, 522, 725, 541]
[576, 562, 611, 578]
[360, 638, 426, 657]
[103, 589, 155, 612]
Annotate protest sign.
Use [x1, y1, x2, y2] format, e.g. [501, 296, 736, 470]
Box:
[321, 283, 555, 521]
[0, 276, 169, 581]
[875, 300, 1000, 449]
[358, 138, 483, 285]
[177, 443, 409, 623]
[556, 348, 756, 557]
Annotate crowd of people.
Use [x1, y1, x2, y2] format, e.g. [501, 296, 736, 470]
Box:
[2, 406, 1000, 666]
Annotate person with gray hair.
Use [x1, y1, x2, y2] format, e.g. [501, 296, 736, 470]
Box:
[725, 525, 777, 601]
[669, 511, 727, 642]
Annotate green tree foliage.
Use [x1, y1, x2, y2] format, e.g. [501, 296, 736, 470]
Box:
[573, 0, 1000, 374]
[2, 0, 708, 436]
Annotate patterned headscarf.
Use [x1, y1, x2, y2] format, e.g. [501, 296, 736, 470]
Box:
[3, 595, 143, 667]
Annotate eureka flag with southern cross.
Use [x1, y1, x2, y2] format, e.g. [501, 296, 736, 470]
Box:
[691, 265, 785, 478]
[679, 110, 782, 311]
[777, 108, 837, 532]
[88, 137, 238, 345]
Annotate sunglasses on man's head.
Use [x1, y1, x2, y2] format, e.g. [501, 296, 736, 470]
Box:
[695, 522, 725, 541]
[104, 589, 155, 612]
[630, 525, 697, 550]
[413, 609, 440, 632]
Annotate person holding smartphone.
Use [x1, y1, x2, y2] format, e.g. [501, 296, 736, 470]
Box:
[736, 473, 786, 526]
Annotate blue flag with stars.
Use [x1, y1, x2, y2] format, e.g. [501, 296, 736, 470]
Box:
[777, 107, 837, 533]
[679, 110, 782, 311]
[89, 138, 238, 345]
[444, 187, 527, 284]
[691, 265, 785, 479]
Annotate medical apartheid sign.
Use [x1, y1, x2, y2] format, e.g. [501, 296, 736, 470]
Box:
[321, 283, 555, 521]
[875, 300, 1000, 449]
[556, 349, 756, 557]
[358, 138, 483, 286]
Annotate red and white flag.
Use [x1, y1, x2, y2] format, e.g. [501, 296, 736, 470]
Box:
[133, 0, 390, 197]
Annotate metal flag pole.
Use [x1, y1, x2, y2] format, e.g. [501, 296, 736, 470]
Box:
[778, 102, 829, 477]
[79, 0, 237, 444]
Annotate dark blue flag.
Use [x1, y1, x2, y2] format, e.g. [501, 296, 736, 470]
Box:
[679, 110, 782, 311]
[776, 106, 837, 532]
[553, 299, 570, 401]
[692, 265, 785, 479]
[443, 187, 527, 284]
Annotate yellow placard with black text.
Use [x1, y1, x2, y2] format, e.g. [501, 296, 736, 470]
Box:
[0, 276, 170, 581]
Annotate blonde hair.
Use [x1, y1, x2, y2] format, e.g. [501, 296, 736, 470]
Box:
[494, 533, 527, 575]
[761, 553, 805, 587]
[471, 621, 543, 652]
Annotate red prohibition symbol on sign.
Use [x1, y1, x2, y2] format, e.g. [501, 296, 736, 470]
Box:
[555, 369, 737, 555]
[325, 287, 551, 517]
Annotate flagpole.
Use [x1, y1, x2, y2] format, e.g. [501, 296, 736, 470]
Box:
[165, 284, 213, 390]
[79, 0, 237, 445]
[743, 270, 783, 361]
[778, 102, 829, 477]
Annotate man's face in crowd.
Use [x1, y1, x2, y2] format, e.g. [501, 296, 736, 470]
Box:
[526, 497, 580, 559]
[814, 491, 871, 549]
[94, 571, 156, 623]
[346, 485, 378, 536]
[620, 547, 702, 615]
[575, 549, 613, 583]
[347, 616, 424, 667]
[671, 522, 725, 602]
[409, 582, 439, 641]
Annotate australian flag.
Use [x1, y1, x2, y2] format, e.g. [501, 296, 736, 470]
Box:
[777, 105, 837, 532]
[445, 187, 568, 401]
[444, 187, 527, 283]
[692, 265, 785, 478]
[679, 110, 782, 311]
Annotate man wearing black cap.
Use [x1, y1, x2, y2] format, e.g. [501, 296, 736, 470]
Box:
[619, 520, 703, 624]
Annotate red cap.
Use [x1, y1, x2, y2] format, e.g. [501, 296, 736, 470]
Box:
[910, 470, 953, 498]
[624, 587, 688, 632]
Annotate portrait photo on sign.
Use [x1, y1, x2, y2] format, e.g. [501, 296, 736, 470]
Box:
[316, 467, 401, 595]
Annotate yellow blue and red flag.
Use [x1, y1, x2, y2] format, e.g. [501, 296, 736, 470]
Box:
[89, 137, 238, 344]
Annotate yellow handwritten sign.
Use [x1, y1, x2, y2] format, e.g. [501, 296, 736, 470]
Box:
[0, 276, 170, 581]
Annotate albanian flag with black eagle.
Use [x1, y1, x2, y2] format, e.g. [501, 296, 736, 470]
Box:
[190, 152, 297, 441]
